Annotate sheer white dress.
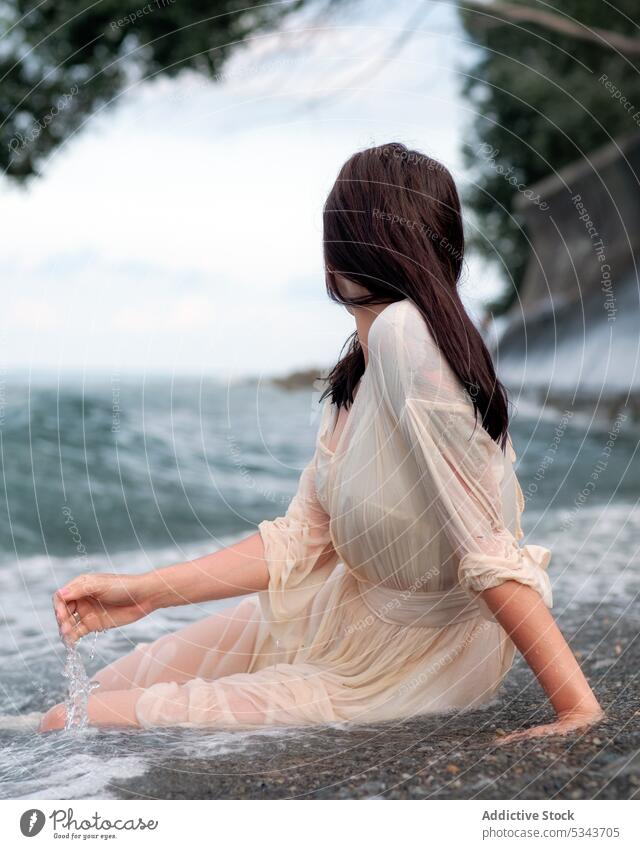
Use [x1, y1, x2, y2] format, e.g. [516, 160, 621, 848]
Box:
[121, 299, 552, 728]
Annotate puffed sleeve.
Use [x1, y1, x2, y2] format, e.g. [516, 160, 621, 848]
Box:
[257, 444, 340, 646]
[367, 301, 552, 620]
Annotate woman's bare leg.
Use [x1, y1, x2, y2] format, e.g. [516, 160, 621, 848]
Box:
[85, 686, 260, 728]
[91, 597, 261, 692]
[39, 597, 265, 732]
[40, 688, 143, 730]
[88, 689, 143, 727]
[41, 676, 266, 730]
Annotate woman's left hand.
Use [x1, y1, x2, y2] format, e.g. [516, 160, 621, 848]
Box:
[497, 708, 604, 744]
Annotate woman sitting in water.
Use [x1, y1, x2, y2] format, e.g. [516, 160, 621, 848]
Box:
[41, 143, 602, 740]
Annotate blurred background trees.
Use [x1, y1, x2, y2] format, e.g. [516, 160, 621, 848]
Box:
[458, 0, 640, 314]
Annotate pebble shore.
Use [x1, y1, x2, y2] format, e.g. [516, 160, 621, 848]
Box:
[110, 603, 640, 800]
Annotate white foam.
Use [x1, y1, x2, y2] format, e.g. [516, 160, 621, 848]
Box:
[21, 753, 149, 800]
[0, 712, 43, 731]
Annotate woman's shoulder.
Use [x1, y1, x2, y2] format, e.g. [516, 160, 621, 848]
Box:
[369, 298, 433, 344]
[368, 298, 470, 409]
[368, 299, 437, 369]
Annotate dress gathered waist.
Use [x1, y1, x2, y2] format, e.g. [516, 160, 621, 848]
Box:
[357, 580, 481, 628]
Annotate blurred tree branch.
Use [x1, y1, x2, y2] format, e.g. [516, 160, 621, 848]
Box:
[463, 0, 640, 56]
[458, 0, 640, 316]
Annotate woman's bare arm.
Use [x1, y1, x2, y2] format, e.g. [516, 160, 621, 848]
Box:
[480, 580, 603, 741]
[55, 532, 270, 642]
[55, 530, 336, 642]
[145, 532, 270, 608]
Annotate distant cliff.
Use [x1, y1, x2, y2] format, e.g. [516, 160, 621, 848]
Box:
[271, 368, 328, 391]
[496, 131, 640, 422]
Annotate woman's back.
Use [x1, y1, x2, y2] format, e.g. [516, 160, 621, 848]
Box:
[317, 299, 524, 597]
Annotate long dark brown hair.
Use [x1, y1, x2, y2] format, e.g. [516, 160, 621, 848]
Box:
[321, 142, 509, 448]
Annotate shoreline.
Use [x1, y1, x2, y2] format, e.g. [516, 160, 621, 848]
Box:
[109, 602, 640, 800]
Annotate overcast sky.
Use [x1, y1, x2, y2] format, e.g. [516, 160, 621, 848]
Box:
[1, 0, 503, 380]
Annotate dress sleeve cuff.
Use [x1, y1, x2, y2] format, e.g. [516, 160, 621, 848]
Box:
[458, 543, 553, 620]
[257, 517, 337, 650]
[258, 516, 312, 593]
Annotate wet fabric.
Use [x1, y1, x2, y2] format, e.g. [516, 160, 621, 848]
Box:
[123, 299, 552, 728]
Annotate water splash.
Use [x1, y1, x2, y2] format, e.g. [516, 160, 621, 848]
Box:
[62, 638, 100, 731]
[88, 630, 98, 661]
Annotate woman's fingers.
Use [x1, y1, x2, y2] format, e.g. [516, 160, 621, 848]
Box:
[60, 607, 94, 643]
[63, 619, 91, 644]
[54, 575, 106, 638]
[54, 593, 81, 630]
[59, 596, 130, 642]
[57, 597, 96, 641]
[58, 573, 101, 602]
[496, 713, 603, 745]
[53, 590, 73, 617]
[53, 595, 73, 633]
[53, 594, 65, 627]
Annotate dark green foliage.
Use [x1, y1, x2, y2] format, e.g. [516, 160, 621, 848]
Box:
[458, 0, 640, 313]
[0, 0, 311, 179]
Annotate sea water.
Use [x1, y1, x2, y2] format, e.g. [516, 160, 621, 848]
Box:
[0, 375, 638, 798]
[0, 376, 310, 796]
[63, 634, 99, 731]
